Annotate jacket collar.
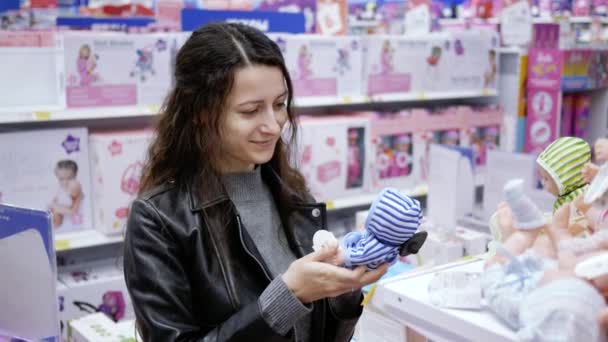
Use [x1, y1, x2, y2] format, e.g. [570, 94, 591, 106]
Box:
[187, 164, 306, 211]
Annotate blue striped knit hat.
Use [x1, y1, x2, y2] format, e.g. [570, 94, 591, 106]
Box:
[365, 187, 422, 246]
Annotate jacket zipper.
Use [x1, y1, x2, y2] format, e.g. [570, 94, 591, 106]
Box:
[236, 214, 272, 282]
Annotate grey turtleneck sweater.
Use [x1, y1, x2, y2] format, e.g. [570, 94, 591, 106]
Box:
[222, 167, 362, 342]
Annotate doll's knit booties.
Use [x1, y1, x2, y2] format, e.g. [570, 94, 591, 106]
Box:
[503, 179, 546, 230]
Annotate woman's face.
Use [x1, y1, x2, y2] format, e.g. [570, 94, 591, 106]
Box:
[218, 65, 288, 173]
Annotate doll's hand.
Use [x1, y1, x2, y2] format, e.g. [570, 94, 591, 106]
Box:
[595, 138, 608, 162]
[496, 202, 515, 241]
[282, 246, 388, 304]
[582, 163, 600, 184]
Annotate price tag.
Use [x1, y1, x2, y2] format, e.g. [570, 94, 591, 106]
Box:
[55, 239, 70, 251]
[146, 105, 160, 114]
[361, 283, 378, 306]
[34, 111, 51, 121]
[325, 201, 335, 210]
[482, 88, 490, 96]
[416, 92, 426, 100]
[342, 95, 352, 104]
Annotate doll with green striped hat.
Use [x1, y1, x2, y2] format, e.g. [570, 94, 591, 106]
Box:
[537, 137, 591, 213]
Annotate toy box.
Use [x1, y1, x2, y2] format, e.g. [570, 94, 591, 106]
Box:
[89, 130, 153, 235]
[298, 115, 373, 201]
[63, 32, 178, 108]
[447, 31, 499, 92]
[273, 34, 362, 98]
[69, 313, 136, 342]
[412, 107, 468, 183]
[461, 106, 503, 170]
[0, 31, 64, 112]
[58, 260, 134, 341]
[362, 33, 452, 95]
[0, 128, 93, 235]
[370, 111, 425, 191]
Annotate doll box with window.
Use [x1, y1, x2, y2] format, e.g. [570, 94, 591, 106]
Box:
[298, 114, 374, 201]
[63, 32, 178, 108]
[461, 106, 503, 169]
[0, 128, 93, 235]
[411, 107, 469, 183]
[89, 130, 153, 235]
[370, 111, 426, 191]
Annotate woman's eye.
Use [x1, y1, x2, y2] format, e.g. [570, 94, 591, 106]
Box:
[275, 102, 286, 109]
[242, 108, 258, 115]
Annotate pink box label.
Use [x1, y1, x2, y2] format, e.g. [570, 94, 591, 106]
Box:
[368, 74, 411, 94]
[525, 49, 562, 154]
[0, 31, 56, 47]
[317, 160, 341, 183]
[293, 78, 338, 97]
[67, 85, 137, 107]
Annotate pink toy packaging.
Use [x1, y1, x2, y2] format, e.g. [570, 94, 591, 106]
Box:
[272, 35, 362, 99]
[361, 33, 452, 95]
[462, 106, 503, 171]
[57, 260, 134, 341]
[412, 107, 468, 182]
[370, 111, 425, 191]
[63, 32, 177, 108]
[573, 94, 591, 140]
[0, 128, 93, 235]
[0, 31, 65, 111]
[447, 31, 499, 92]
[561, 94, 575, 137]
[89, 130, 153, 235]
[297, 115, 373, 201]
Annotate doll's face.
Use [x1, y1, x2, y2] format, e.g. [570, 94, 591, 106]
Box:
[79, 46, 90, 59]
[395, 142, 410, 152]
[539, 168, 560, 197]
[55, 167, 76, 189]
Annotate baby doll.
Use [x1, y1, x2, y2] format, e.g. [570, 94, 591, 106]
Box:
[389, 134, 411, 177]
[482, 180, 608, 341]
[440, 130, 459, 146]
[582, 137, 608, 184]
[77, 44, 98, 86]
[347, 129, 362, 188]
[537, 136, 591, 213]
[50, 160, 84, 229]
[313, 187, 427, 270]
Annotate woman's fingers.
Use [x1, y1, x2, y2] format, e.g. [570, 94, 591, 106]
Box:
[358, 264, 389, 286]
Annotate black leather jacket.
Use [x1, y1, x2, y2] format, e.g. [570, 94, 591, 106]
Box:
[123, 165, 362, 341]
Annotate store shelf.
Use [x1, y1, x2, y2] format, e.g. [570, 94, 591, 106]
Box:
[496, 46, 525, 54]
[325, 184, 428, 211]
[0, 90, 497, 124]
[54, 230, 123, 252]
[439, 16, 608, 26]
[0, 105, 161, 124]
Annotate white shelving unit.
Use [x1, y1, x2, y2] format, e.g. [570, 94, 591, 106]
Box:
[0, 90, 497, 124]
[54, 230, 123, 252]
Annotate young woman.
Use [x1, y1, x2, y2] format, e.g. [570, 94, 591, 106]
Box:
[123, 22, 388, 341]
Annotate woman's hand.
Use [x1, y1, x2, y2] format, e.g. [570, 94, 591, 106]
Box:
[281, 245, 389, 304]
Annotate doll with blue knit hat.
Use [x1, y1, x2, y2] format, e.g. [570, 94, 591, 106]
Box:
[313, 187, 426, 270]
